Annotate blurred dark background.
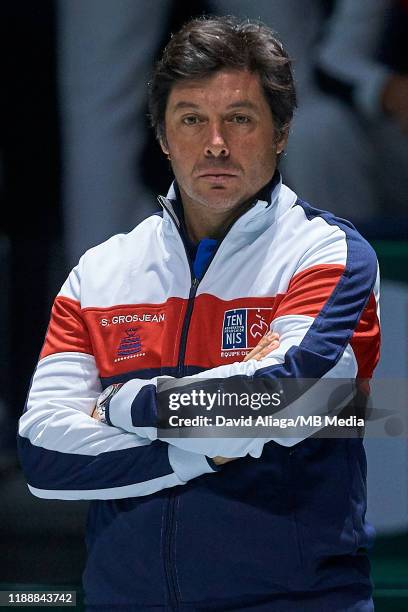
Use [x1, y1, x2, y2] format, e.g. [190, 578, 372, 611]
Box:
[1, 1, 407, 610]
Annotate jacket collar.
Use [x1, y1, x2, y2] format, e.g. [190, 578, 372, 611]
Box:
[158, 170, 284, 234]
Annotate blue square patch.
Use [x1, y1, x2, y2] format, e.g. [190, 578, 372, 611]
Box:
[222, 309, 247, 350]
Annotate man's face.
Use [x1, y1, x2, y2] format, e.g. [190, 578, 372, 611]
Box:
[161, 70, 288, 214]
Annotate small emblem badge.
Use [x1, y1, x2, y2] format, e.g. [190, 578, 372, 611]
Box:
[221, 308, 271, 350]
[115, 328, 144, 362]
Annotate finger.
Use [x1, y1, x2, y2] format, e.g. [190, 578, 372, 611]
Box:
[254, 339, 280, 360]
[251, 340, 280, 361]
[243, 338, 277, 361]
[242, 331, 279, 362]
[243, 339, 280, 362]
[250, 331, 278, 353]
[259, 331, 279, 345]
[91, 406, 100, 420]
[243, 345, 264, 361]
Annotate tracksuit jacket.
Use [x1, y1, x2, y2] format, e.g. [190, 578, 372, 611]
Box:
[18, 174, 380, 611]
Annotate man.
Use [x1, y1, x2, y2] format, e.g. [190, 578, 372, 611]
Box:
[18, 16, 380, 611]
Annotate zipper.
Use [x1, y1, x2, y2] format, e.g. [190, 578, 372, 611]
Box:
[158, 195, 197, 610]
[287, 448, 304, 571]
[157, 194, 258, 610]
[158, 194, 250, 376]
[158, 195, 199, 378]
[163, 490, 179, 610]
[176, 277, 199, 377]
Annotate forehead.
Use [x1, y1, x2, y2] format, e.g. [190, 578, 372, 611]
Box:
[166, 69, 270, 112]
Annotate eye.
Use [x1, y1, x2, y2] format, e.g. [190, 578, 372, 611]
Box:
[231, 115, 251, 124]
[182, 115, 201, 125]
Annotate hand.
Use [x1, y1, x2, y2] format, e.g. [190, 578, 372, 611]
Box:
[381, 74, 408, 133]
[243, 330, 280, 362]
[212, 456, 238, 465]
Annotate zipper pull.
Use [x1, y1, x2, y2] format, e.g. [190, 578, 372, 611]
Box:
[157, 195, 168, 209]
[158, 195, 181, 229]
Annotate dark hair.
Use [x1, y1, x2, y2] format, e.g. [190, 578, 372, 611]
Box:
[148, 15, 297, 144]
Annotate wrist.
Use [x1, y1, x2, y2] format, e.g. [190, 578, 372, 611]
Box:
[93, 383, 123, 424]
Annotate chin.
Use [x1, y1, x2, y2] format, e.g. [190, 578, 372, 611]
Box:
[196, 189, 243, 211]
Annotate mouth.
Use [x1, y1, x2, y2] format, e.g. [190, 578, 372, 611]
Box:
[198, 173, 238, 184]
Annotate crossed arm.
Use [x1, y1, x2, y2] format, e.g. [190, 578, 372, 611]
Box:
[91, 331, 280, 466]
[17, 326, 282, 500]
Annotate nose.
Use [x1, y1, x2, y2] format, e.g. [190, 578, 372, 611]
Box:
[204, 122, 229, 158]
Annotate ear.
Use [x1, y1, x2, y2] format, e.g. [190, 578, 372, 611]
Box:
[276, 125, 289, 155]
[159, 135, 169, 156]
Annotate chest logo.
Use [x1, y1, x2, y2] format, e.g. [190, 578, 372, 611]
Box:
[114, 327, 145, 362]
[221, 308, 271, 351]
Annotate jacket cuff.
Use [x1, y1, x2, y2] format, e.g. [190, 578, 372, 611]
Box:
[168, 446, 217, 482]
[107, 378, 158, 440]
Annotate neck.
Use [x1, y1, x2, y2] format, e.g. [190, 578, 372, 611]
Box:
[180, 189, 254, 243]
[176, 171, 280, 243]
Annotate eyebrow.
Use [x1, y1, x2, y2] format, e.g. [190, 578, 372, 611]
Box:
[171, 100, 260, 112]
[172, 101, 200, 111]
[226, 101, 259, 111]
